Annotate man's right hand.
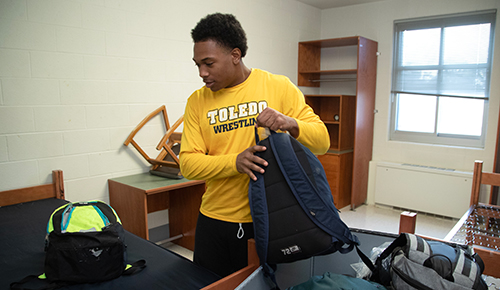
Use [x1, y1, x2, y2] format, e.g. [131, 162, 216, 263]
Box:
[236, 145, 268, 181]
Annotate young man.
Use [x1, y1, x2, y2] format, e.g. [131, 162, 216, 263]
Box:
[179, 13, 329, 277]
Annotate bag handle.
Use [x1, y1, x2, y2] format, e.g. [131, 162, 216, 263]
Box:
[10, 275, 63, 290]
[254, 127, 274, 144]
[10, 261, 146, 290]
[123, 259, 147, 275]
[254, 126, 260, 143]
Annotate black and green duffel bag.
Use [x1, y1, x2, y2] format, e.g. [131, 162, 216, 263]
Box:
[11, 201, 145, 289]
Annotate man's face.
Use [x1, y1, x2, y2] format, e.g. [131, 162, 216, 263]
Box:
[193, 40, 238, 92]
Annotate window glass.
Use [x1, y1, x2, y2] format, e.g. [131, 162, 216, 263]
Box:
[437, 97, 484, 136]
[396, 94, 436, 133]
[443, 24, 490, 65]
[401, 28, 441, 66]
[390, 10, 495, 147]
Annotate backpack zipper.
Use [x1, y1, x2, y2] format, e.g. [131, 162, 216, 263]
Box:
[61, 204, 75, 232]
[92, 204, 110, 226]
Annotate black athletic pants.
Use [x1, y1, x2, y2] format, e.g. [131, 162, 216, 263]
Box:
[193, 212, 254, 277]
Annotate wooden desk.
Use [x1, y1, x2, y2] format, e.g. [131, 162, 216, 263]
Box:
[108, 173, 205, 251]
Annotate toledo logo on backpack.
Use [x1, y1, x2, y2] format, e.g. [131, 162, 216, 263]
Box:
[11, 201, 145, 289]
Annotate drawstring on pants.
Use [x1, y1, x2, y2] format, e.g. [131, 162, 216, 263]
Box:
[237, 223, 244, 239]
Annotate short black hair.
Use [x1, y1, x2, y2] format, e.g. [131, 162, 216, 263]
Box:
[191, 13, 248, 58]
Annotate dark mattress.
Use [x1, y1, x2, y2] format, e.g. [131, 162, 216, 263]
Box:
[0, 198, 220, 289]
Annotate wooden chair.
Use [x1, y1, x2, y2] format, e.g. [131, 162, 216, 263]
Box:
[124, 105, 183, 179]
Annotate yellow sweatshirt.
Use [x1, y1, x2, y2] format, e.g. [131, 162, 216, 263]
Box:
[180, 68, 329, 223]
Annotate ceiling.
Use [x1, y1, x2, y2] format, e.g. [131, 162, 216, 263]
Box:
[296, 0, 387, 9]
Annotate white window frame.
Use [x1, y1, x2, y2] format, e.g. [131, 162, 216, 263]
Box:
[389, 10, 496, 148]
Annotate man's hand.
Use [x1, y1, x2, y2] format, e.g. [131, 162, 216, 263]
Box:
[236, 145, 268, 181]
[255, 107, 299, 138]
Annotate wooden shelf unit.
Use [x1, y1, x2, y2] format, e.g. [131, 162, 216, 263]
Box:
[305, 94, 356, 152]
[299, 36, 378, 209]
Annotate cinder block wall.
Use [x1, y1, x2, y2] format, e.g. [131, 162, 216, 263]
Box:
[0, 0, 321, 212]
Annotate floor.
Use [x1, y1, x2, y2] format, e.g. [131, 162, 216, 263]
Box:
[160, 203, 459, 261]
[338, 203, 458, 239]
[161, 241, 194, 260]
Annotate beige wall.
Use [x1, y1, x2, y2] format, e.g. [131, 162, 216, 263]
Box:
[1, 0, 499, 213]
[319, 0, 500, 204]
[0, 0, 321, 207]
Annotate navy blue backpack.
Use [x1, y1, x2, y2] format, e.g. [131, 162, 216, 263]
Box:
[249, 130, 359, 281]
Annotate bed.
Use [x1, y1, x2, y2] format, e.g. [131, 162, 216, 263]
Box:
[236, 221, 500, 290]
[0, 170, 225, 289]
[234, 209, 500, 290]
[235, 229, 400, 289]
[445, 161, 500, 253]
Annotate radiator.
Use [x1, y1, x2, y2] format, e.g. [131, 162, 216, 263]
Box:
[374, 162, 473, 219]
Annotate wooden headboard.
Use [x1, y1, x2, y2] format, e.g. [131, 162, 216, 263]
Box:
[0, 170, 65, 207]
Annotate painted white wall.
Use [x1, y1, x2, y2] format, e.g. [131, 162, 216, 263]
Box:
[0, 0, 321, 203]
[319, 0, 500, 204]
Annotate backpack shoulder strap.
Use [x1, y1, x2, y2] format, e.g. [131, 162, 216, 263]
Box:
[248, 132, 270, 267]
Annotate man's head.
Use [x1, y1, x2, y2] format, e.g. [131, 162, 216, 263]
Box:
[191, 13, 248, 58]
[191, 13, 249, 92]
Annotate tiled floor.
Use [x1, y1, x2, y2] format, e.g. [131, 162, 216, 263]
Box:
[161, 241, 194, 261]
[338, 203, 458, 239]
[161, 203, 459, 261]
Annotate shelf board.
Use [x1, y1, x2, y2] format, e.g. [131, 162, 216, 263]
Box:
[325, 149, 354, 155]
[323, 120, 340, 125]
[299, 36, 360, 47]
[305, 94, 356, 98]
[299, 69, 357, 75]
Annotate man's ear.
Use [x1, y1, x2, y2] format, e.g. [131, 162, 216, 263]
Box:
[231, 48, 242, 65]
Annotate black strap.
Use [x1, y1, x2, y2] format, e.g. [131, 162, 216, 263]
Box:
[10, 275, 63, 290]
[11, 260, 146, 290]
[254, 126, 261, 143]
[262, 263, 281, 290]
[355, 245, 376, 272]
[355, 233, 408, 286]
[371, 233, 408, 264]
[123, 259, 147, 275]
[472, 253, 485, 274]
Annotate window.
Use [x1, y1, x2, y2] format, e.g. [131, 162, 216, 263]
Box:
[390, 10, 496, 147]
